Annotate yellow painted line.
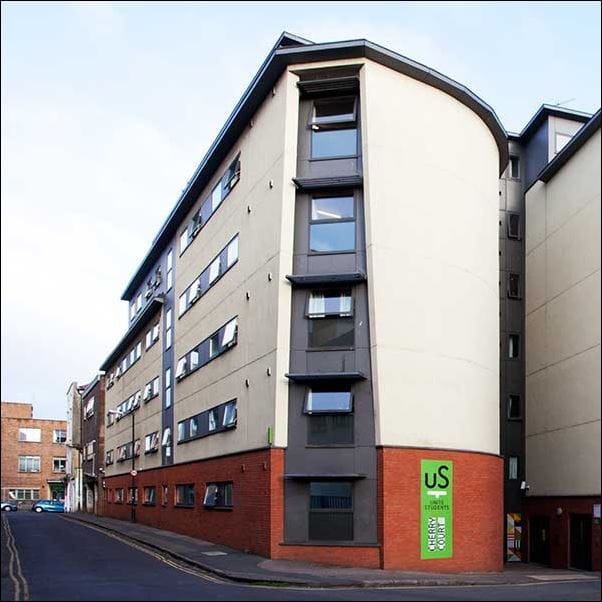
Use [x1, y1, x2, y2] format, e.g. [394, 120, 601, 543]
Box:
[2, 514, 29, 601]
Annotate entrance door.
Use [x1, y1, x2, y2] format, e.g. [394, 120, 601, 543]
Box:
[570, 514, 592, 570]
[530, 515, 550, 565]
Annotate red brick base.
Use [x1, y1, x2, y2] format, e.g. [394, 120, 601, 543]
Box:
[103, 445, 505, 572]
[103, 448, 284, 557]
[522, 496, 601, 571]
[378, 447, 504, 572]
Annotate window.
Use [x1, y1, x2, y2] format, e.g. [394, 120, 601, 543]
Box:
[143, 487, 156, 505]
[308, 291, 352, 318]
[508, 456, 519, 480]
[115, 488, 124, 503]
[309, 482, 353, 541]
[223, 401, 237, 427]
[509, 156, 520, 179]
[8, 489, 40, 501]
[175, 484, 195, 507]
[177, 400, 237, 444]
[136, 293, 142, 312]
[134, 439, 141, 457]
[128, 488, 138, 505]
[105, 450, 114, 465]
[145, 432, 159, 453]
[18, 428, 41, 442]
[508, 334, 520, 359]
[555, 132, 572, 154]
[130, 302, 136, 320]
[162, 428, 171, 459]
[203, 482, 233, 508]
[175, 318, 238, 382]
[19, 456, 40, 472]
[508, 273, 522, 299]
[84, 397, 95, 419]
[53, 429, 66, 444]
[507, 213, 521, 240]
[179, 236, 239, 318]
[508, 395, 522, 420]
[308, 316, 354, 349]
[311, 97, 358, 159]
[152, 376, 160, 397]
[83, 442, 94, 460]
[305, 388, 352, 413]
[161, 485, 169, 506]
[165, 368, 172, 408]
[53, 457, 66, 473]
[166, 249, 173, 291]
[165, 309, 173, 350]
[309, 196, 355, 253]
[308, 414, 354, 446]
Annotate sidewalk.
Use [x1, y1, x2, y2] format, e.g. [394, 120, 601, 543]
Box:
[63, 513, 600, 588]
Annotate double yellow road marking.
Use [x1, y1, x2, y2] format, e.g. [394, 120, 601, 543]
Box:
[1, 514, 29, 601]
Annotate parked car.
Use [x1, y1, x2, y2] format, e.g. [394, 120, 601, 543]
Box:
[1, 501, 18, 512]
[31, 500, 64, 513]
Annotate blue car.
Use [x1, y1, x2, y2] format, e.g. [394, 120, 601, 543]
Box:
[31, 500, 64, 513]
[1, 501, 18, 512]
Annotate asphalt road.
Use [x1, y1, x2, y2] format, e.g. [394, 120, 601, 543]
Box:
[1, 512, 600, 601]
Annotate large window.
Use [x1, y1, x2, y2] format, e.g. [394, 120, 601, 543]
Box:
[308, 481, 353, 541]
[311, 97, 358, 159]
[175, 484, 195, 507]
[309, 196, 355, 253]
[307, 290, 354, 349]
[175, 318, 238, 382]
[18, 456, 40, 472]
[177, 400, 237, 444]
[180, 155, 241, 255]
[179, 235, 239, 317]
[165, 309, 173, 350]
[9, 489, 40, 501]
[18, 428, 41, 442]
[203, 482, 233, 509]
[305, 387, 353, 446]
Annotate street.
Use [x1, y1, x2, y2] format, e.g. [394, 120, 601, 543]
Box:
[1, 513, 600, 602]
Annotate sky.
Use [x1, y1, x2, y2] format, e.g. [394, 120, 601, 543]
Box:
[1, 1, 600, 419]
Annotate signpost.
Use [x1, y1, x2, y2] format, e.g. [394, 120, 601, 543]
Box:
[420, 459, 453, 559]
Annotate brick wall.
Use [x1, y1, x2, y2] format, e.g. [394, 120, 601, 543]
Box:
[1, 403, 67, 502]
[523, 495, 601, 571]
[103, 448, 283, 557]
[378, 447, 504, 572]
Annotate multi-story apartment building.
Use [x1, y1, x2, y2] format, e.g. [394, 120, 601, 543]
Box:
[1, 401, 67, 504]
[523, 110, 601, 571]
[81, 374, 106, 514]
[101, 32, 507, 572]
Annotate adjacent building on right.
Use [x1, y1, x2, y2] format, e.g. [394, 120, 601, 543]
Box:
[522, 110, 601, 571]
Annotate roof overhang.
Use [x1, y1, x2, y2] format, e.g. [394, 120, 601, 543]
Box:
[121, 34, 508, 301]
[515, 104, 592, 142]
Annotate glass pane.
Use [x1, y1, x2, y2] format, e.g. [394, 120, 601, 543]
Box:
[311, 129, 357, 159]
[222, 319, 237, 347]
[313, 98, 355, 124]
[310, 222, 355, 252]
[311, 196, 354, 221]
[309, 317, 354, 348]
[211, 184, 222, 212]
[306, 390, 352, 412]
[223, 402, 237, 426]
[508, 457, 518, 480]
[508, 395, 521, 419]
[309, 291, 352, 316]
[309, 511, 353, 541]
[209, 258, 220, 284]
[190, 417, 198, 437]
[227, 236, 239, 267]
[308, 414, 353, 445]
[310, 482, 352, 509]
[179, 293, 187, 316]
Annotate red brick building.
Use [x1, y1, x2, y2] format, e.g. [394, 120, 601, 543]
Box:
[1, 402, 67, 505]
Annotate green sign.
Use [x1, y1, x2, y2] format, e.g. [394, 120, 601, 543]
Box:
[420, 460, 453, 559]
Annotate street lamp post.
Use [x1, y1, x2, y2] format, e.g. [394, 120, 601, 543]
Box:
[107, 409, 136, 523]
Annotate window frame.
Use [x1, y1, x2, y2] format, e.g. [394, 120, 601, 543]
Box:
[52, 457, 67, 473]
[507, 395, 522, 421]
[304, 388, 353, 414]
[309, 96, 359, 161]
[143, 486, 156, 506]
[508, 155, 520, 180]
[53, 429, 67, 444]
[18, 428, 41, 443]
[203, 482, 233, 510]
[18, 455, 41, 473]
[507, 212, 521, 240]
[308, 193, 356, 255]
[177, 399, 237, 445]
[507, 272, 522, 299]
[175, 484, 195, 508]
[308, 481, 354, 542]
